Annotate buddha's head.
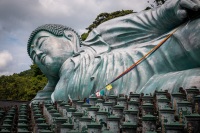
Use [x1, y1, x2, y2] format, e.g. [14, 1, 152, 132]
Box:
[27, 24, 81, 78]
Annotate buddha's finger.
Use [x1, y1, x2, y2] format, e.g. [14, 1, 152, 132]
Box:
[191, 0, 200, 8]
[177, 9, 188, 19]
[180, 0, 198, 11]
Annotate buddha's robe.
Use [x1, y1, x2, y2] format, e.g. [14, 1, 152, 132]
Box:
[52, 3, 200, 101]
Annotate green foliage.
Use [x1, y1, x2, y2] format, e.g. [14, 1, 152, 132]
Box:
[86, 10, 134, 33]
[81, 32, 89, 41]
[0, 64, 47, 101]
[81, 10, 134, 41]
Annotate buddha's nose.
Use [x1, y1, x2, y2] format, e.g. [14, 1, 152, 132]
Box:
[35, 49, 43, 60]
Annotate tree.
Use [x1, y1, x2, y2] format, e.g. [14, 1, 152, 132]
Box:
[81, 10, 134, 40]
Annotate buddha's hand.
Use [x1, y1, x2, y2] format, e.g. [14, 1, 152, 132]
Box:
[163, 0, 200, 21]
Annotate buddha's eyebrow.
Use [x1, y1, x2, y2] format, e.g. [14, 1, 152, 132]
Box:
[36, 36, 49, 48]
[30, 36, 48, 60]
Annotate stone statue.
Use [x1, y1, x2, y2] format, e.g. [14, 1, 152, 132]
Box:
[27, 0, 200, 103]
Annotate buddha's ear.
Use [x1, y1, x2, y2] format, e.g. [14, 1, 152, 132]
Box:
[64, 30, 74, 42]
[64, 30, 80, 53]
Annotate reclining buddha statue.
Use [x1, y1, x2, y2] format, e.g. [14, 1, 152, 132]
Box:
[27, 0, 200, 103]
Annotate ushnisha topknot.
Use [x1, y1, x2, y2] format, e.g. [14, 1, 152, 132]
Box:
[27, 24, 81, 57]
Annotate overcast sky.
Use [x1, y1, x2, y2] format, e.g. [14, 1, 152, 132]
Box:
[0, 0, 156, 76]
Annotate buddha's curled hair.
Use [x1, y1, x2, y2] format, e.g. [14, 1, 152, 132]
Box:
[27, 24, 81, 57]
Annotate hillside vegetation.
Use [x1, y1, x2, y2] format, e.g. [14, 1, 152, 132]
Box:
[0, 64, 47, 101]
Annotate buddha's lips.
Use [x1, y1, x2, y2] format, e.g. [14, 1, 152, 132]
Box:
[40, 54, 46, 64]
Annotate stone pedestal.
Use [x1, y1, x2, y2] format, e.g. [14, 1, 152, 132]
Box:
[96, 99, 105, 111]
[96, 111, 108, 131]
[159, 106, 175, 132]
[171, 92, 186, 115]
[141, 94, 154, 104]
[1, 123, 12, 132]
[186, 87, 199, 103]
[142, 114, 157, 132]
[60, 123, 74, 133]
[107, 115, 120, 133]
[57, 101, 67, 114]
[76, 101, 84, 112]
[117, 96, 127, 110]
[61, 105, 70, 117]
[66, 108, 76, 124]
[127, 100, 139, 111]
[55, 100, 63, 109]
[35, 118, 46, 123]
[177, 100, 192, 124]
[194, 95, 200, 114]
[155, 90, 168, 100]
[34, 123, 50, 133]
[17, 128, 30, 133]
[107, 95, 118, 105]
[89, 97, 98, 106]
[185, 113, 200, 133]
[87, 106, 99, 121]
[142, 103, 154, 115]
[72, 99, 79, 108]
[72, 112, 83, 130]
[121, 122, 137, 133]
[79, 116, 92, 132]
[157, 97, 170, 110]
[54, 117, 68, 133]
[112, 105, 124, 123]
[87, 123, 101, 133]
[164, 122, 184, 133]
[81, 103, 91, 115]
[159, 106, 175, 124]
[124, 110, 138, 124]
[103, 102, 113, 116]
[129, 93, 140, 102]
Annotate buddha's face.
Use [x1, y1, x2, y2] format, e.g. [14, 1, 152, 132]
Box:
[29, 31, 74, 77]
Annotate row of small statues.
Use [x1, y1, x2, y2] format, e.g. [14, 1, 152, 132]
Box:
[29, 86, 200, 133]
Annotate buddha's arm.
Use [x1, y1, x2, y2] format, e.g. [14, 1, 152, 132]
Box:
[126, 0, 200, 38]
[83, 0, 200, 53]
[147, 0, 198, 32]
[30, 75, 58, 104]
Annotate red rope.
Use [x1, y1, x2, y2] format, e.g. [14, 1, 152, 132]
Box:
[105, 28, 178, 88]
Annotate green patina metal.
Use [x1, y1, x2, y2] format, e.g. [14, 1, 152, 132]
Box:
[18, 118, 28, 123]
[72, 112, 83, 117]
[113, 105, 124, 110]
[36, 118, 46, 123]
[18, 123, 28, 129]
[121, 122, 137, 128]
[87, 123, 101, 128]
[38, 130, 53, 133]
[60, 123, 74, 128]
[124, 110, 138, 114]
[107, 115, 120, 120]
[27, 0, 200, 103]
[103, 102, 113, 106]
[164, 122, 184, 130]
[67, 108, 76, 112]
[142, 114, 157, 121]
[81, 103, 91, 108]
[87, 106, 99, 111]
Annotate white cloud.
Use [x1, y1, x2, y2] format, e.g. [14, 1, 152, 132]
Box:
[0, 71, 13, 76]
[0, 50, 13, 69]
